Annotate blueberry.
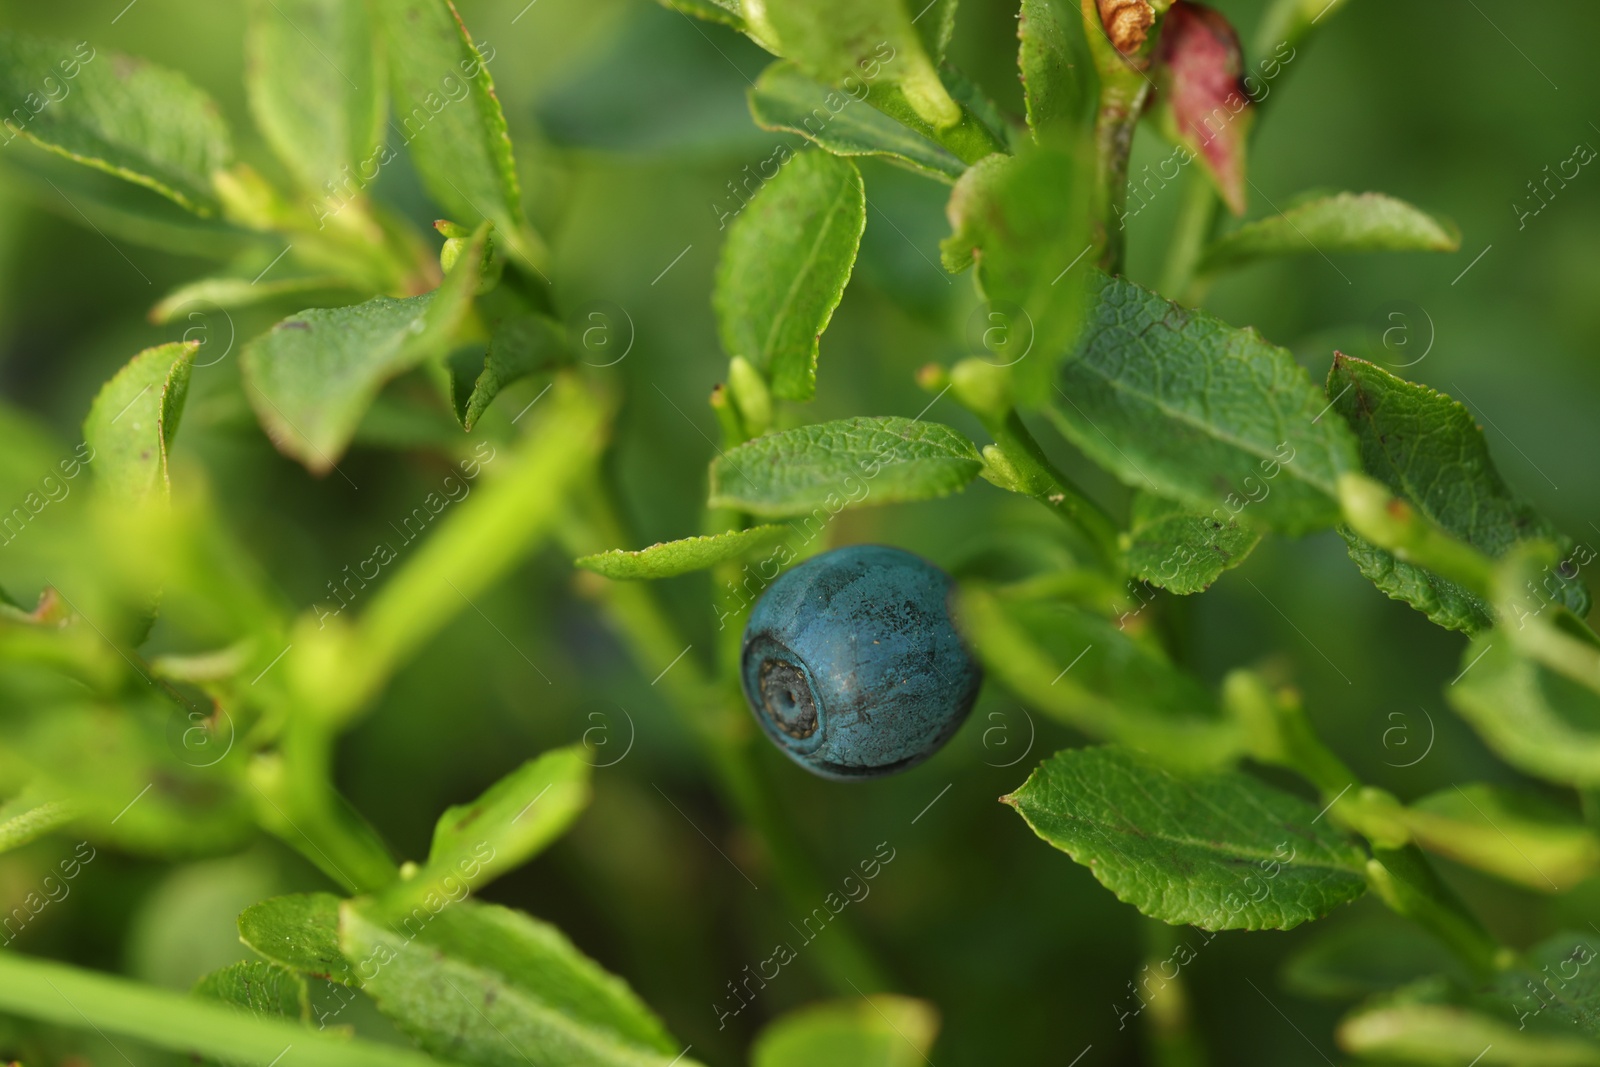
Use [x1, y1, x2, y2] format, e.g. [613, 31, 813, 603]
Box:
[740, 544, 982, 779]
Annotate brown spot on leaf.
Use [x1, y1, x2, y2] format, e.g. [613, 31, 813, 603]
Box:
[9, 586, 69, 626]
[1097, 0, 1156, 54]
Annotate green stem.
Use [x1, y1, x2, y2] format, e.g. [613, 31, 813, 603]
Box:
[1160, 172, 1221, 301]
[1089, 73, 1148, 273]
[1366, 846, 1506, 977]
[991, 410, 1123, 569]
[249, 720, 398, 894]
[0, 791, 80, 853]
[351, 378, 606, 712]
[1225, 672, 1352, 794]
[1077, 0, 1156, 272]
[865, 86, 1008, 166]
[709, 733, 890, 993]
[0, 952, 454, 1067]
[1136, 919, 1210, 1067]
[1226, 672, 1415, 846]
[710, 372, 761, 679]
[564, 491, 890, 995]
[1223, 671, 1506, 976]
[1339, 474, 1495, 597]
[944, 362, 1123, 572]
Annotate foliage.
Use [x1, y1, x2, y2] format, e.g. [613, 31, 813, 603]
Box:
[0, 0, 1594, 1065]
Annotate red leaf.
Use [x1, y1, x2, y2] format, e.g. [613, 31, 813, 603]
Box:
[1155, 1, 1251, 215]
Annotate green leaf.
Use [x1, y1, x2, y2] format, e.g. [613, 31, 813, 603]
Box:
[193, 960, 309, 1023]
[747, 62, 965, 182]
[940, 144, 1092, 404]
[0, 582, 118, 680]
[707, 416, 982, 517]
[913, 0, 958, 63]
[1447, 632, 1600, 789]
[10, 701, 254, 857]
[1339, 935, 1600, 1067]
[860, 70, 1010, 166]
[752, 996, 940, 1067]
[419, 746, 591, 894]
[1048, 271, 1362, 535]
[934, 64, 1013, 153]
[341, 897, 694, 1067]
[461, 313, 567, 431]
[1283, 910, 1468, 1001]
[1494, 932, 1600, 1045]
[1340, 533, 1493, 634]
[1341, 987, 1570, 1066]
[576, 526, 794, 581]
[242, 223, 486, 473]
[1005, 745, 1368, 930]
[244, 296, 442, 471]
[0, 788, 78, 853]
[82, 341, 197, 505]
[245, 0, 383, 195]
[0, 950, 459, 1067]
[1200, 193, 1460, 275]
[1018, 0, 1092, 137]
[1399, 783, 1600, 893]
[747, 0, 963, 130]
[150, 274, 358, 323]
[0, 33, 231, 213]
[3, 148, 266, 260]
[956, 588, 1243, 770]
[1447, 545, 1600, 792]
[654, 0, 744, 31]
[1123, 491, 1261, 594]
[371, 1, 541, 268]
[1252, 0, 1351, 61]
[713, 151, 864, 401]
[1330, 354, 1588, 633]
[239, 892, 358, 986]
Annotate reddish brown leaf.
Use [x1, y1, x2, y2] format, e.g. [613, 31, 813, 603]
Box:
[1155, 1, 1251, 214]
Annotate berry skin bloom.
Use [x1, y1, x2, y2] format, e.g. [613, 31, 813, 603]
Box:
[740, 544, 982, 779]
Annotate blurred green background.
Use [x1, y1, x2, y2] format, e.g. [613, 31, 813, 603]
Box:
[0, 0, 1596, 1063]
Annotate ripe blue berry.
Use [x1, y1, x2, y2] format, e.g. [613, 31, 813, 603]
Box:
[740, 545, 982, 779]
